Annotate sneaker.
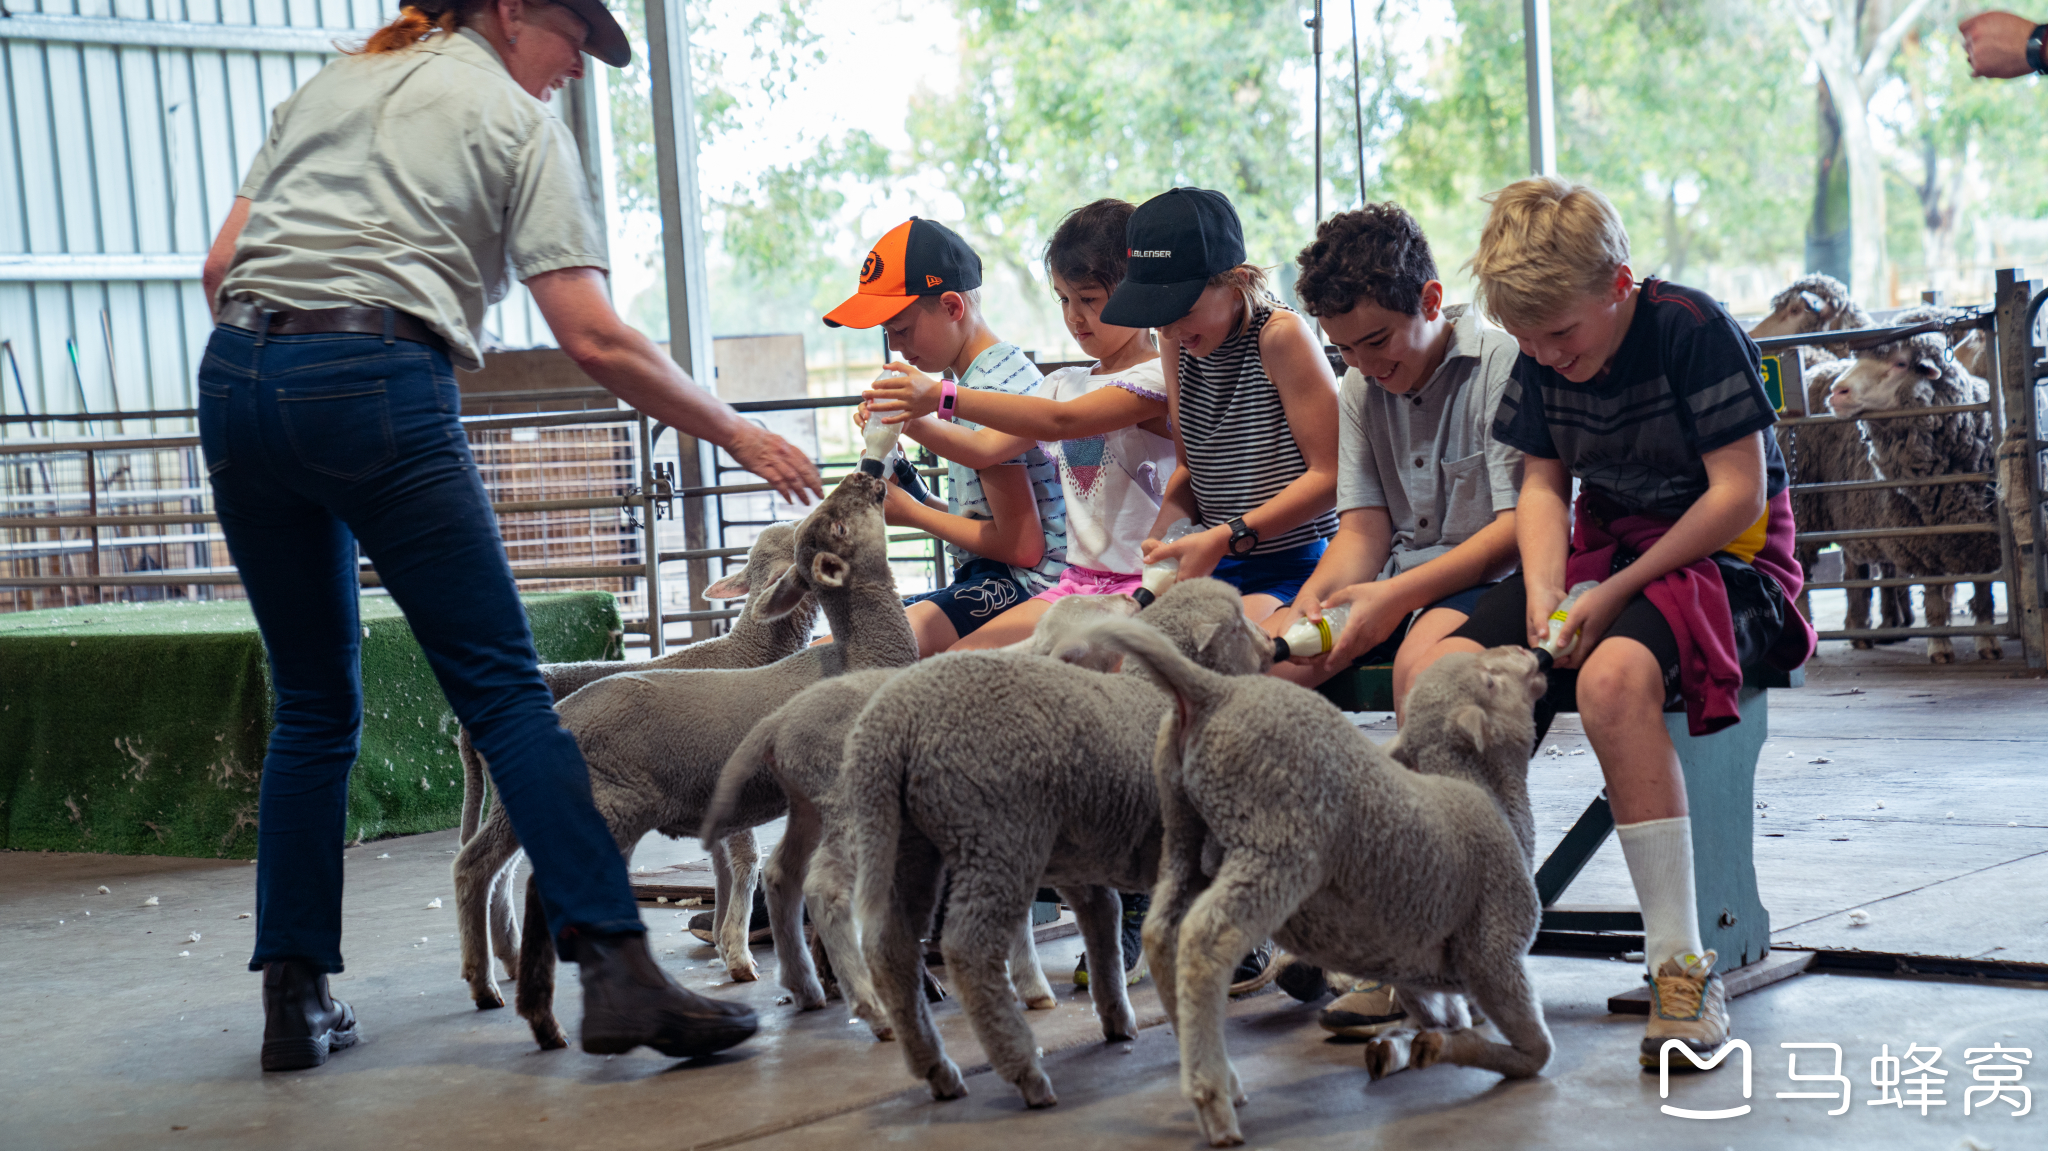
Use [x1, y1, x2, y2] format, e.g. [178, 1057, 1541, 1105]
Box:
[1273, 953, 1330, 1002]
[1640, 950, 1730, 1069]
[687, 887, 771, 945]
[1318, 979, 1408, 1039]
[1075, 892, 1149, 988]
[1228, 943, 1277, 997]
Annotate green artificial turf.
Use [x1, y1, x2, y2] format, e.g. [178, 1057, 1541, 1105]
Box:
[0, 592, 621, 858]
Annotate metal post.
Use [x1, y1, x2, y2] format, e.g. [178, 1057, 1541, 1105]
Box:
[1307, 1, 1323, 223]
[635, 412, 666, 656]
[645, 0, 719, 642]
[1348, 0, 1366, 207]
[86, 449, 101, 605]
[1992, 268, 2046, 668]
[1522, 0, 1556, 177]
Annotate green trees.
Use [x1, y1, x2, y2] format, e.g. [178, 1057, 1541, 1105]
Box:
[603, 0, 2045, 348]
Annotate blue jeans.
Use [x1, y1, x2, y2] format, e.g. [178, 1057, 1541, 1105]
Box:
[198, 322, 643, 974]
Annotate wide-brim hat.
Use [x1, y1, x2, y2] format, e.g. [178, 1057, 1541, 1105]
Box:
[1101, 187, 1246, 329]
[559, 0, 631, 68]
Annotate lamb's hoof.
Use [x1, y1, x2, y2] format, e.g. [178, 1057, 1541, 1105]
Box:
[727, 962, 759, 983]
[1364, 1030, 1415, 1080]
[527, 1015, 569, 1051]
[500, 959, 519, 982]
[1980, 644, 2004, 661]
[794, 986, 829, 1012]
[927, 1059, 969, 1100]
[1929, 651, 1956, 665]
[1851, 639, 1874, 650]
[1023, 992, 1057, 1011]
[1411, 1029, 1450, 1070]
[1192, 1092, 1244, 1147]
[1102, 1015, 1138, 1044]
[1017, 1067, 1058, 1108]
[471, 984, 506, 1010]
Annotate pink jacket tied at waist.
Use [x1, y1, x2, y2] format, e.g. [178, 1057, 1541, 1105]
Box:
[1564, 487, 1815, 737]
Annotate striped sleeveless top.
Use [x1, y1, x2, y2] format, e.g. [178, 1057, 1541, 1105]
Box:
[1175, 297, 1339, 554]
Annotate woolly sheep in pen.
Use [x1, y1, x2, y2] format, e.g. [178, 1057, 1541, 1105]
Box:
[1081, 617, 1552, 1147]
[698, 592, 1142, 1039]
[1827, 306, 2002, 663]
[453, 523, 819, 990]
[840, 579, 1270, 1109]
[1749, 275, 1913, 639]
[451, 473, 919, 1050]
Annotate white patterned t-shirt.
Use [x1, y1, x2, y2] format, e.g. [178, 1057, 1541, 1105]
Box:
[945, 342, 1067, 592]
[1034, 359, 1173, 575]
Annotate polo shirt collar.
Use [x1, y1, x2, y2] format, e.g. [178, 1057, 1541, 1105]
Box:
[427, 27, 516, 81]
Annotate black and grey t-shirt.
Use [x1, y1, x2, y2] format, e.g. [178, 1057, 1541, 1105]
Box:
[1491, 279, 1786, 518]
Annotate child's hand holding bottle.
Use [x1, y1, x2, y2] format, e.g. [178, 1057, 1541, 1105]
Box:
[862, 360, 944, 423]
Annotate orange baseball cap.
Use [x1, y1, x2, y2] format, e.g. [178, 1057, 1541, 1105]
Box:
[823, 217, 983, 329]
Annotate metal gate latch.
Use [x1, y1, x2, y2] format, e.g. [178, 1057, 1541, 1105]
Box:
[650, 462, 677, 521]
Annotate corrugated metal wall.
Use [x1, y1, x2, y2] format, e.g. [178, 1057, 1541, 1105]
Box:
[0, 0, 562, 442]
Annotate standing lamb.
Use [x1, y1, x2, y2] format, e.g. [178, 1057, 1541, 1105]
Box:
[452, 472, 920, 1048]
[1082, 617, 1552, 1147]
[842, 579, 1271, 1108]
[698, 593, 1141, 1037]
[1749, 275, 1912, 638]
[1828, 307, 2003, 662]
[453, 522, 817, 991]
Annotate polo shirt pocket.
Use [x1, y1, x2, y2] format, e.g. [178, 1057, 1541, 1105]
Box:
[1439, 450, 1493, 543]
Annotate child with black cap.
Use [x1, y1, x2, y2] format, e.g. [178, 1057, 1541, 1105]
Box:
[1102, 188, 1341, 627]
[825, 217, 1067, 658]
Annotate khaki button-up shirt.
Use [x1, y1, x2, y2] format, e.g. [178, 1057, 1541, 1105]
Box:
[221, 28, 607, 370]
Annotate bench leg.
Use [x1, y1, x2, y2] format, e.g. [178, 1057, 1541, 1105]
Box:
[1536, 686, 1774, 971]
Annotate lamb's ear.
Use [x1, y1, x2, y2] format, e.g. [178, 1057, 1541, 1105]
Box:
[1190, 620, 1223, 654]
[704, 560, 770, 602]
[811, 551, 850, 589]
[754, 565, 810, 620]
[1797, 289, 1825, 316]
[1451, 704, 1490, 753]
[1913, 357, 1942, 379]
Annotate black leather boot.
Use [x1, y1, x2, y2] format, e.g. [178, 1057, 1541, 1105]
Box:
[576, 932, 758, 1059]
[260, 960, 359, 1072]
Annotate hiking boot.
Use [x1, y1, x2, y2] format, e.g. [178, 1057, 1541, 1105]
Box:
[1274, 954, 1330, 1002]
[687, 886, 771, 945]
[1318, 979, 1407, 1039]
[1075, 892, 1148, 988]
[1228, 944, 1277, 997]
[260, 960, 360, 1072]
[1639, 950, 1730, 1069]
[577, 931, 759, 1059]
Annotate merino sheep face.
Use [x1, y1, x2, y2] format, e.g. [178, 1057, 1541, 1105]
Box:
[1830, 349, 1938, 418]
[1405, 646, 1545, 754]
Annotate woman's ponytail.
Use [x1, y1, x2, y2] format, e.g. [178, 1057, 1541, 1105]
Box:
[351, 1, 462, 55]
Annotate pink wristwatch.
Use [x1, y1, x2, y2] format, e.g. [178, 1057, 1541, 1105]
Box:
[937, 379, 959, 421]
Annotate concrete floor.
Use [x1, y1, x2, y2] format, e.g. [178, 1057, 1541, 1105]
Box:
[7, 602, 2047, 1151]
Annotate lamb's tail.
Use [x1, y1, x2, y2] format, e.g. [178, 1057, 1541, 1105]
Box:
[844, 710, 909, 938]
[1065, 616, 1232, 718]
[458, 727, 489, 843]
[701, 714, 777, 847]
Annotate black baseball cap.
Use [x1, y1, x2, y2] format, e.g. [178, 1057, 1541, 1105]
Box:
[824, 217, 984, 329]
[1100, 188, 1246, 328]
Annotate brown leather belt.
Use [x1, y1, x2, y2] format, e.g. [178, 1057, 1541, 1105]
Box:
[217, 300, 449, 358]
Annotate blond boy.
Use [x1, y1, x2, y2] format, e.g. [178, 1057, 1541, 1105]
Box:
[1411, 177, 1813, 1067]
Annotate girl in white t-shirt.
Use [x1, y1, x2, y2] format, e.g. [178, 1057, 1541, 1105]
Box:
[864, 198, 1174, 650]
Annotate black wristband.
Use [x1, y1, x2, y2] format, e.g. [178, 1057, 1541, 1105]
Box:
[2029, 24, 2048, 75]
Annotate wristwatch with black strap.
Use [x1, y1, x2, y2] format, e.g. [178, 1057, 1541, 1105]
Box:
[2029, 24, 2048, 75]
[1225, 515, 1260, 556]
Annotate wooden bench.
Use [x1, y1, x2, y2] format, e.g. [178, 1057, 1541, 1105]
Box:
[1316, 661, 1811, 1008]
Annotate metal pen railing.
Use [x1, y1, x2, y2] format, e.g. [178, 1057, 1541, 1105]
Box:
[1754, 269, 2047, 667]
[0, 394, 957, 650]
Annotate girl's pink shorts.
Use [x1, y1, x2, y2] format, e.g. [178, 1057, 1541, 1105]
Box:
[1030, 564, 1144, 604]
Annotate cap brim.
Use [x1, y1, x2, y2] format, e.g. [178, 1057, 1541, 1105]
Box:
[823, 292, 917, 330]
[1100, 276, 1205, 329]
[560, 0, 631, 67]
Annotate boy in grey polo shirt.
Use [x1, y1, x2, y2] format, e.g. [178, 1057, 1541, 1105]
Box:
[1269, 204, 1524, 708]
[1264, 202, 1527, 1035]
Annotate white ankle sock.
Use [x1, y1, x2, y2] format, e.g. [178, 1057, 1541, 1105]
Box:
[1616, 816, 1704, 975]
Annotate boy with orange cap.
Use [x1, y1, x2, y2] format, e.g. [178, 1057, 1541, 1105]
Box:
[827, 217, 1066, 657]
